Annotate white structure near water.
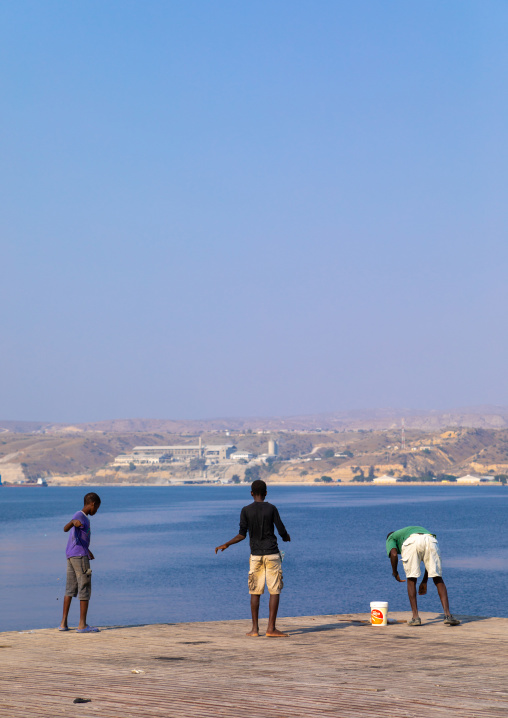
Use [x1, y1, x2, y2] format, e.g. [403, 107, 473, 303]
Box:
[456, 474, 493, 484]
[230, 450, 254, 461]
[114, 439, 236, 466]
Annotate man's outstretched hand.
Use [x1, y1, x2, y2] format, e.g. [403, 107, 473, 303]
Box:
[393, 572, 406, 582]
[283, 534, 291, 542]
[215, 534, 245, 553]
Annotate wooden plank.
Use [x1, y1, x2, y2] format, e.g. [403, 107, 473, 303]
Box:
[1, 613, 507, 717]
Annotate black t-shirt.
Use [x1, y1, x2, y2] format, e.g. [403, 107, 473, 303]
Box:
[239, 501, 289, 556]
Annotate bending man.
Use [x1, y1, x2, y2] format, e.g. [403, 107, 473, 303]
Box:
[386, 526, 460, 626]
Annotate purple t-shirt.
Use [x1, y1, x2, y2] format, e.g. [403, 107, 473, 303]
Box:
[66, 511, 91, 558]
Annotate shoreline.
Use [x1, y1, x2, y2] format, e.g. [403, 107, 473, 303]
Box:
[4, 480, 505, 488]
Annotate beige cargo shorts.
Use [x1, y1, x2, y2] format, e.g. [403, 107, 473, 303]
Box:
[401, 533, 442, 579]
[248, 554, 283, 595]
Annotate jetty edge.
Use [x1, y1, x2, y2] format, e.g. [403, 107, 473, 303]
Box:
[1, 612, 507, 717]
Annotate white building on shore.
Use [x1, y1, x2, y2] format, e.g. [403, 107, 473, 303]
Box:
[113, 441, 236, 466]
[456, 474, 490, 484]
[230, 450, 255, 461]
[372, 475, 398, 484]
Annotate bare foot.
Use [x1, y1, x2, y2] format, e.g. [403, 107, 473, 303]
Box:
[265, 629, 289, 638]
[246, 629, 260, 637]
[418, 583, 428, 596]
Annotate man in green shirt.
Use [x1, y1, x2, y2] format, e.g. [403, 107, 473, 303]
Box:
[386, 526, 460, 626]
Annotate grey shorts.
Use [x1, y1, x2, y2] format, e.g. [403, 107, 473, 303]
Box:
[65, 556, 92, 600]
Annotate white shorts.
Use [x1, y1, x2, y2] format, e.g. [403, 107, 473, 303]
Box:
[248, 554, 283, 595]
[401, 533, 442, 579]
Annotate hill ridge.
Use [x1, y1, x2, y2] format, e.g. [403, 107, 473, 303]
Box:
[2, 405, 508, 434]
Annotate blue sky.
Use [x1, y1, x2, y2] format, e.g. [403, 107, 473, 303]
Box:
[1, 2, 507, 422]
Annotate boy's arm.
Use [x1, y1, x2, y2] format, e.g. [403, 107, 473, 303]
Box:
[63, 518, 82, 532]
[390, 548, 405, 582]
[88, 550, 95, 560]
[274, 508, 290, 542]
[215, 534, 245, 553]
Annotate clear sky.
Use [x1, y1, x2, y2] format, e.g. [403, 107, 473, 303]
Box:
[1, 2, 507, 422]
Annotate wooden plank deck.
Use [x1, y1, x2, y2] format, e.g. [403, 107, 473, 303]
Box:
[1, 612, 508, 718]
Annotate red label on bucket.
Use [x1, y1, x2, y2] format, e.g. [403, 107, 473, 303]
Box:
[371, 609, 384, 624]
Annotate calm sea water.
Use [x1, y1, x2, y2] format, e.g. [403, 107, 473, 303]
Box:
[0, 485, 506, 631]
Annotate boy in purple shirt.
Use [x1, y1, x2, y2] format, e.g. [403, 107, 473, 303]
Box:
[59, 492, 101, 633]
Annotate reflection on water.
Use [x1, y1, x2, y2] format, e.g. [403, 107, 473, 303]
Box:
[447, 552, 508, 571]
[0, 485, 507, 630]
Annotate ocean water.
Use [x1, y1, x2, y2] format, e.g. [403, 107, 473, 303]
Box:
[0, 485, 507, 632]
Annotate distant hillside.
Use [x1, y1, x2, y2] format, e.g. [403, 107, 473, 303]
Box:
[3, 406, 508, 434]
[2, 422, 508, 483]
[0, 420, 54, 433]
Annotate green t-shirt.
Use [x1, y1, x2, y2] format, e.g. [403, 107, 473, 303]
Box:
[386, 526, 435, 556]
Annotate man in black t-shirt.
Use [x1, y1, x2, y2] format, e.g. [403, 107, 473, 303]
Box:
[215, 479, 291, 637]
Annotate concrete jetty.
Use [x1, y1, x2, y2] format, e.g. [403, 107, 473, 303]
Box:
[1, 612, 507, 717]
